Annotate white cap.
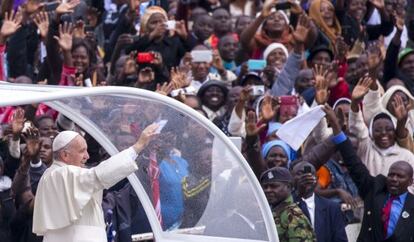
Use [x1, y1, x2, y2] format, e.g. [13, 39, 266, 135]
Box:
[263, 43, 289, 61]
[52, 131, 80, 151]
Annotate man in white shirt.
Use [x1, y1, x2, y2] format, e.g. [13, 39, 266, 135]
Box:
[291, 161, 347, 242]
[33, 124, 158, 242]
[188, 45, 236, 93]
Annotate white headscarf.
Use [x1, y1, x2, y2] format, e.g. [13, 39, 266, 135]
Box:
[368, 112, 397, 138]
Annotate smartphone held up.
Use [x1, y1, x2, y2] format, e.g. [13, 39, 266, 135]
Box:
[136, 53, 155, 64]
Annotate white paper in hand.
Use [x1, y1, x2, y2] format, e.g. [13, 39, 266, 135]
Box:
[276, 105, 326, 151]
[155, 120, 168, 134]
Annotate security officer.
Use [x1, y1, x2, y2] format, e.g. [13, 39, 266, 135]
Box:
[260, 166, 316, 242]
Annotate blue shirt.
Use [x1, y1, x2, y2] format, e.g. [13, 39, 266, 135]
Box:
[159, 155, 189, 230]
[387, 192, 408, 238]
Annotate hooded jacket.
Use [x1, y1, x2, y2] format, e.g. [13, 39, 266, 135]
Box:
[362, 85, 414, 152]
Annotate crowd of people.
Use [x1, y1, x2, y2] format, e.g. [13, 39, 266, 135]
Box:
[0, 0, 414, 241]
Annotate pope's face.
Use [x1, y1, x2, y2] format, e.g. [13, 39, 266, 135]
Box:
[63, 136, 89, 167]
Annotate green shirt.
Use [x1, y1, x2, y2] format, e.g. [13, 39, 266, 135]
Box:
[272, 196, 316, 242]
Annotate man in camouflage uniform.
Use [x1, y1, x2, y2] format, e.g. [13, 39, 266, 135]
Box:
[261, 167, 316, 242]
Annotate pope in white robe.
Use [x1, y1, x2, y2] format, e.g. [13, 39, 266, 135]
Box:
[33, 124, 159, 242]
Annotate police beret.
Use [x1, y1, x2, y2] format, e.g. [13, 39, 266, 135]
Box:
[260, 166, 292, 184]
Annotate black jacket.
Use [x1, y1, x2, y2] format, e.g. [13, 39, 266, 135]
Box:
[337, 138, 414, 242]
[126, 35, 186, 69]
[293, 194, 347, 242]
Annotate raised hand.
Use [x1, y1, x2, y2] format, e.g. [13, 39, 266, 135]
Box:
[11, 107, 25, 139]
[292, 14, 311, 44]
[54, 22, 73, 52]
[367, 41, 382, 80]
[238, 63, 248, 79]
[246, 111, 267, 137]
[288, 0, 304, 15]
[393, 11, 405, 31]
[116, 34, 133, 48]
[322, 104, 341, 134]
[150, 51, 163, 66]
[180, 52, 192, 73]
[261, 0, 277, 17]
[261, 95, 277, 122]
[149, 23, 166, 41]
[335, 36, 349, 61]
[174, 20, 188, 39]
[326, 61, 339, 86]
[156, 82, 174, 96]
[126, 0, 140, 23]
[262, 65, 277, 86]
[212, 49, 225, 74]
[73, 20, 86, 39]
[123, 54, 138, 75]
[33, 11, 49, 40]
[21, 127, 40, 159]
[75, 74, 84, 86]
[351, 75, 373, 103]
[170, 67, 190, 89]
[313, 65, 330, 105]
[134, 123, 160, 153]
[369, 0, 385, 10]
[0, 10, 22, 43]
[56, 0, 81, 15]
[23, 0, 44, 14]
[392, 94, 408, 122]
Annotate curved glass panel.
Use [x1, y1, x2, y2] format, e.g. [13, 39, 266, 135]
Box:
[0, 84, 277, 242]
[56, 94, 268, 240]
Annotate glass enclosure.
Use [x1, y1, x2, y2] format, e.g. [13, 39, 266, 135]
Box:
[0, 83, 278, 242]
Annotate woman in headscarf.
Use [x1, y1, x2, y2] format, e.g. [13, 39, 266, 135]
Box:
[350, 79, 414, 192]
[261, 140, 293, 168]
[308, 0, 341, 48]
[363, 84, 414, 152]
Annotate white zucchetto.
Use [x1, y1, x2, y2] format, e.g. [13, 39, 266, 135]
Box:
[52, 131, 80, 151]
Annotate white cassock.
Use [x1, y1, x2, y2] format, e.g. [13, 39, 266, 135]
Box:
[33, 147, 139, 242]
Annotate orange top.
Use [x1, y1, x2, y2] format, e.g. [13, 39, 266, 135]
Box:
[317, 166, 331, 189]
